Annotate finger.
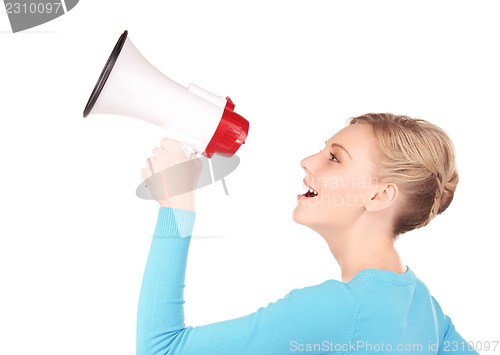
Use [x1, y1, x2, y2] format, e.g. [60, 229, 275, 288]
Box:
[152, 148, 173, 171]
[141, 167, 152, 180]
[160, 138, 185, 154]
[159, 137, 178, 147]
[142, 157, 155, 178]
[152, 147, 164, 158]
[147, 157, 158, 173]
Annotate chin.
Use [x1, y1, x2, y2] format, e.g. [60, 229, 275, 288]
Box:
[293, 205, 334, 237]
[292, 205, 312, 226]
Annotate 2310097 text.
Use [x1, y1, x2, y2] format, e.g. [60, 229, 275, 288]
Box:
[5, 2, 63, 14]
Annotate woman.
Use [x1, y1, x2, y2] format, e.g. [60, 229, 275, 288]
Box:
[137, 113, 477, 354]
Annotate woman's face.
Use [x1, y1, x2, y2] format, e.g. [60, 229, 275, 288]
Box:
[293, 123, 381, 233]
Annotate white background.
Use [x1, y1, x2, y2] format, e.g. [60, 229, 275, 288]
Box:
[1, 1, 499, 354]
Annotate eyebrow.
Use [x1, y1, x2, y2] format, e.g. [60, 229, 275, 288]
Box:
[325, 141, 352, 159]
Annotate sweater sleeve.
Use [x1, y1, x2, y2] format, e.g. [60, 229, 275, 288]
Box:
[438, 317, 479, 355]
[136, 208, 358, 355]
[431, 297, 479, 355]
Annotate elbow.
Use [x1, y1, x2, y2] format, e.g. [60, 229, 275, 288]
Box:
[137, 329, 185, 355]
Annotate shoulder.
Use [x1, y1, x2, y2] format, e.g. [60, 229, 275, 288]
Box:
[284, 280, 359, 319]
[291, 279, 357, 301]
[274, 280, 359, 342]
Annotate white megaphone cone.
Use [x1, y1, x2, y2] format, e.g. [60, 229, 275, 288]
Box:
[83, 30, 249, 158]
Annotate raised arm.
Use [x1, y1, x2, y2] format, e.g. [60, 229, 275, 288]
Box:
[137, 207, 357, 354]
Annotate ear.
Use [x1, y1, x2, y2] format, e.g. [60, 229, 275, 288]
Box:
[365, 182, 399, 212]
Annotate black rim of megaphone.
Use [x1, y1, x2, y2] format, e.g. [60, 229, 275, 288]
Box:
[83, 30, 128, 118]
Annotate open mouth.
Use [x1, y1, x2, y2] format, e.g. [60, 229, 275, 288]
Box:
[301, 184, 319, 198]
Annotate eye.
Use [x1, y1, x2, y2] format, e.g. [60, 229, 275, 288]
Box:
[329, 152, 339, 162]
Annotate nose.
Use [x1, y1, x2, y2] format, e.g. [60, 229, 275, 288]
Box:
[300, 157, 308, 171]
[300, 152, 317, 173]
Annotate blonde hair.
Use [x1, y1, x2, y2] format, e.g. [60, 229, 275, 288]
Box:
[348, 113, 459, 235]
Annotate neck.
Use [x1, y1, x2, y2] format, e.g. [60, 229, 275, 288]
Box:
[320, 226, 406, 283]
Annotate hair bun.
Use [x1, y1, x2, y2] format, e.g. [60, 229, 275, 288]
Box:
[425, 170, 459, 227]
[437, 171, 459, 215]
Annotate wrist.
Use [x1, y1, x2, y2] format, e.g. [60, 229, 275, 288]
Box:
[155, 207, 196, 238]
[158, 193, 195, 211]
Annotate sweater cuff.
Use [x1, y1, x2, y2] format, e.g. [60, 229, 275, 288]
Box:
[153, 207, 196, 238]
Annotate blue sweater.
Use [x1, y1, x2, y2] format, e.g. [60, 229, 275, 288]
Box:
[137, 208, 478, 354]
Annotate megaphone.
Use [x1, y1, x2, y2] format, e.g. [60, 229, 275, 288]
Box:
[83, 30, 249, 158]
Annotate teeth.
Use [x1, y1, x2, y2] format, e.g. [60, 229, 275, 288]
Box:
[301, 184, 318, 196]
[308, 188, 318, 196]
